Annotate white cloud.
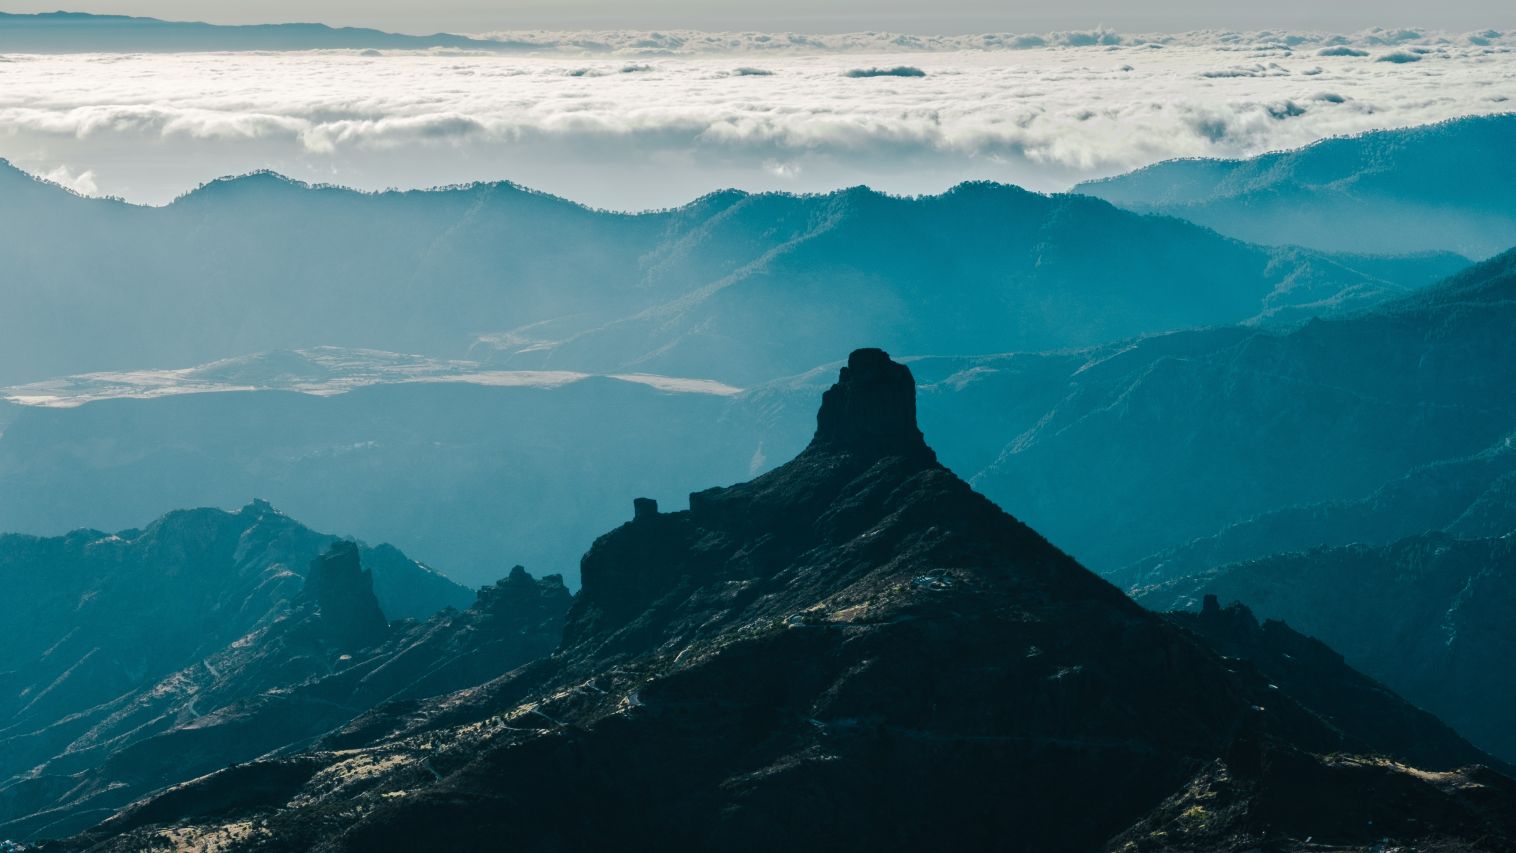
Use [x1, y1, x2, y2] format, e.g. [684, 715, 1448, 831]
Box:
[36, 163, 98, 195]
[0, 29, 1512, 207]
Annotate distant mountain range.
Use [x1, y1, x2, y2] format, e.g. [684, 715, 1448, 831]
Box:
[1077, 113, 1516, 259]
[36, 350, 1515, 852]
[0, 160, 1468, 387]
[0, 11, 513, 53]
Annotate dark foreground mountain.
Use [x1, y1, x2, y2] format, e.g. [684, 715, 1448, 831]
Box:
[0, 160, 1465, 386]
[1138, 533, 1516, 764]
[50, 350, 1515, 852]
[0, 542, 569, 842]
[1077, 113, 1516, 258]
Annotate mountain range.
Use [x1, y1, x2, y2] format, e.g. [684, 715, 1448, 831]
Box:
[0, 159, 1468, 387]
[1078, 113, 1516, 259]
[22, 349, 1512, 852]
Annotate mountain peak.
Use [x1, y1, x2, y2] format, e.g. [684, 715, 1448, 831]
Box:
[809, 348, 934, 462]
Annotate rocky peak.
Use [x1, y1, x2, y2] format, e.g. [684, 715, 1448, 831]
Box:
[300, 541, 388, 648]
[809, 347, 935, 462]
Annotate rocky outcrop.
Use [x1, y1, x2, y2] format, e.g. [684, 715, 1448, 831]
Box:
[300, 542, 389, 649]
[59, 349, 1516, 853]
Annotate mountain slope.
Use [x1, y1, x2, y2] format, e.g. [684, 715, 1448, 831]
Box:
[1117, 428, 1516, 588]
[963, 247, 1516, 572]
[0, 503, 470, 806]
[1137, 533, 1516, 764]
[0, 546, 569, 841]
[1077, 114, 1516, 258]
[56, 350, 1515, 853]
[0, 164, 1465, 386]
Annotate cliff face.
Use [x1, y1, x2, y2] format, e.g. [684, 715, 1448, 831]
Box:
[56, 349, 1516, 853]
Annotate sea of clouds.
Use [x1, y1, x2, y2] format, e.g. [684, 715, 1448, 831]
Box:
[1, 27, 1512, 207]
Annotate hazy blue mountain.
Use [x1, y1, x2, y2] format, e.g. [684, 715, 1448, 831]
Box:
[1077, 114, 1516, 258]
[1117, 429, 1516, 588]
[0, 11, 514, 53]
[0, 162, 1466, 386]
[1137, 534, 1516, 763]
[517, 183, 1466, 383]
[55, 350, 1515, 853]
[954, 248, 1516, 572]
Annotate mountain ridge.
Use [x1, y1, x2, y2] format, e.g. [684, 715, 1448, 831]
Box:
[1077, 113, 1516, 258]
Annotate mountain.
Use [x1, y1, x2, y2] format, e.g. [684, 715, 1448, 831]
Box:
[0, 11, 515, 53]
[0, 543, 569, 841]
[1116, 428, 1516, 588]
[956, 247, 1516, 573]
[0, 163, 1467, 386]
[0, 501, 470, 815]
[51, 350, 1516, 852]
[1137, 534, 1516, 765]
[1077, 114, 1516, 258]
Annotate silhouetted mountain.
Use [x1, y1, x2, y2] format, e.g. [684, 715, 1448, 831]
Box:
[53, 350, 1514, 852]
[1077, 114, 1516, 258]
[0, 163, 1466, 386]
[1139, 534, 1516, 765]
[0, 11, 514, 53]
[0, 541, 567, 842]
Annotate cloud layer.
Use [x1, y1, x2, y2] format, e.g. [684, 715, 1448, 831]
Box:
[1, 28, 1513, 207]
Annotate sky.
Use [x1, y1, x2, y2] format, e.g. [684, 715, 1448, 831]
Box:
[4, 27, 1514, 208]
[2, 6, 1514, 208]
[1, 0, 1512, 33]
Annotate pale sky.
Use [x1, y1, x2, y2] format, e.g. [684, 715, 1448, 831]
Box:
[2, 0, 1511, 34]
